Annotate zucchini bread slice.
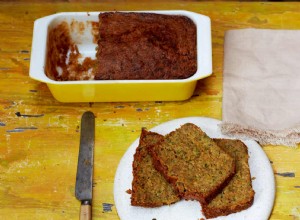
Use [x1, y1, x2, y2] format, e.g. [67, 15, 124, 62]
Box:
[148, 123, 236, 205]
[202, 139, 255, 219]
[131, 129, 180, 207]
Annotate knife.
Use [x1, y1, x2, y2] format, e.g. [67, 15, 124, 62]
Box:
[75, 111, 95, 220]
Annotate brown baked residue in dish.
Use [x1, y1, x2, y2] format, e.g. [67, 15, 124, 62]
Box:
[89, 21, 100, 44]
[96, 12, 197, 80]
[45, 21, 97, 81]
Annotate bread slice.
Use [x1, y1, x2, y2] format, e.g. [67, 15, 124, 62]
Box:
[148, 123, 236, 205]
[202, 139, 255, 219]
[131, 129, 180, 207]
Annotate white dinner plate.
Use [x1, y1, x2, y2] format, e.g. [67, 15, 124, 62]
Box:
[114, 117, 275, 220]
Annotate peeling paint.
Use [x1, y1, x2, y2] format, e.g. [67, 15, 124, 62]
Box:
[15, 112, 44, 118]
[248, 16, 268, 25]
[6, 127, 38, 133]
[4, 100, 17, 109]
[115, 105, 125, 109]
[117, 119, 127, 126]
[102, 203, 113, 212]
[47, 116, 71, 131]
[20, 50, 30, 54]
[291, 206, 300, 218]
[27, 140, 31, 150]
[275, 172, 295, 177]
[7, 159, 41, 173]
[0, 122, 6, 126]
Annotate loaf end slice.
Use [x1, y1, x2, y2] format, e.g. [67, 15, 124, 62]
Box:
[131, 129, 180, 207]
[202, 139, 255, 219]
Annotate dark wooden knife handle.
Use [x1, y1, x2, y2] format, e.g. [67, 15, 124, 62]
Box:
[80, 201, 91, 220]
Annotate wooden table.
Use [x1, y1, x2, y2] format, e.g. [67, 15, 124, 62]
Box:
[0, 1, 300, 219]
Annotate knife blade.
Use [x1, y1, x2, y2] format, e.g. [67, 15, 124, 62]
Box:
[75, 111, 95, 220]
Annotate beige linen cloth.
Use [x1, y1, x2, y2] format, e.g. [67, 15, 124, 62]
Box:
[220, 29, 300, 146]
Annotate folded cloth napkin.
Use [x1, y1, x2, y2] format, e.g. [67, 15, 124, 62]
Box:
[220, 29, 300, 147]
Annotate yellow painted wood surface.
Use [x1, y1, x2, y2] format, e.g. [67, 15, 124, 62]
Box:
[0, 1, 300, 219]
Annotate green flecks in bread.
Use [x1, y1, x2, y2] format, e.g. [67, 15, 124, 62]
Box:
[148, 123, 236, 205]
[131, 129, 180, 207]
[202, 139, 255, 219]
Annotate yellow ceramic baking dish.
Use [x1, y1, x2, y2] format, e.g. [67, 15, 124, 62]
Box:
[29, 10, 212, 102]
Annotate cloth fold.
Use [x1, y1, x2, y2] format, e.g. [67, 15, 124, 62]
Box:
[220, 29, 300, 146]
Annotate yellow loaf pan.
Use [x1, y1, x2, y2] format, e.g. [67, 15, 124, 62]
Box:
[29, 10, 212, 102]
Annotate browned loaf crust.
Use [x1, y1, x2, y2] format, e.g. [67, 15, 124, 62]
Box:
[202, 139, 255, 219]
[96, 12, 197, 80]
[131, 129, 180, 207]
[148, 123, 236, 205]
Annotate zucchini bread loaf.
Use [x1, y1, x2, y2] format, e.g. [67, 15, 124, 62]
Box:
[131, 129, 180, 207]
[148, 123, 236, 205]
[95, 12, 197, 80]
[202, 139, 255, 219]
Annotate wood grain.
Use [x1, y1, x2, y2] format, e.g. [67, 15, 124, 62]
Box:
[0, 1, 300, 219]
[80, 204, 92, 220]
